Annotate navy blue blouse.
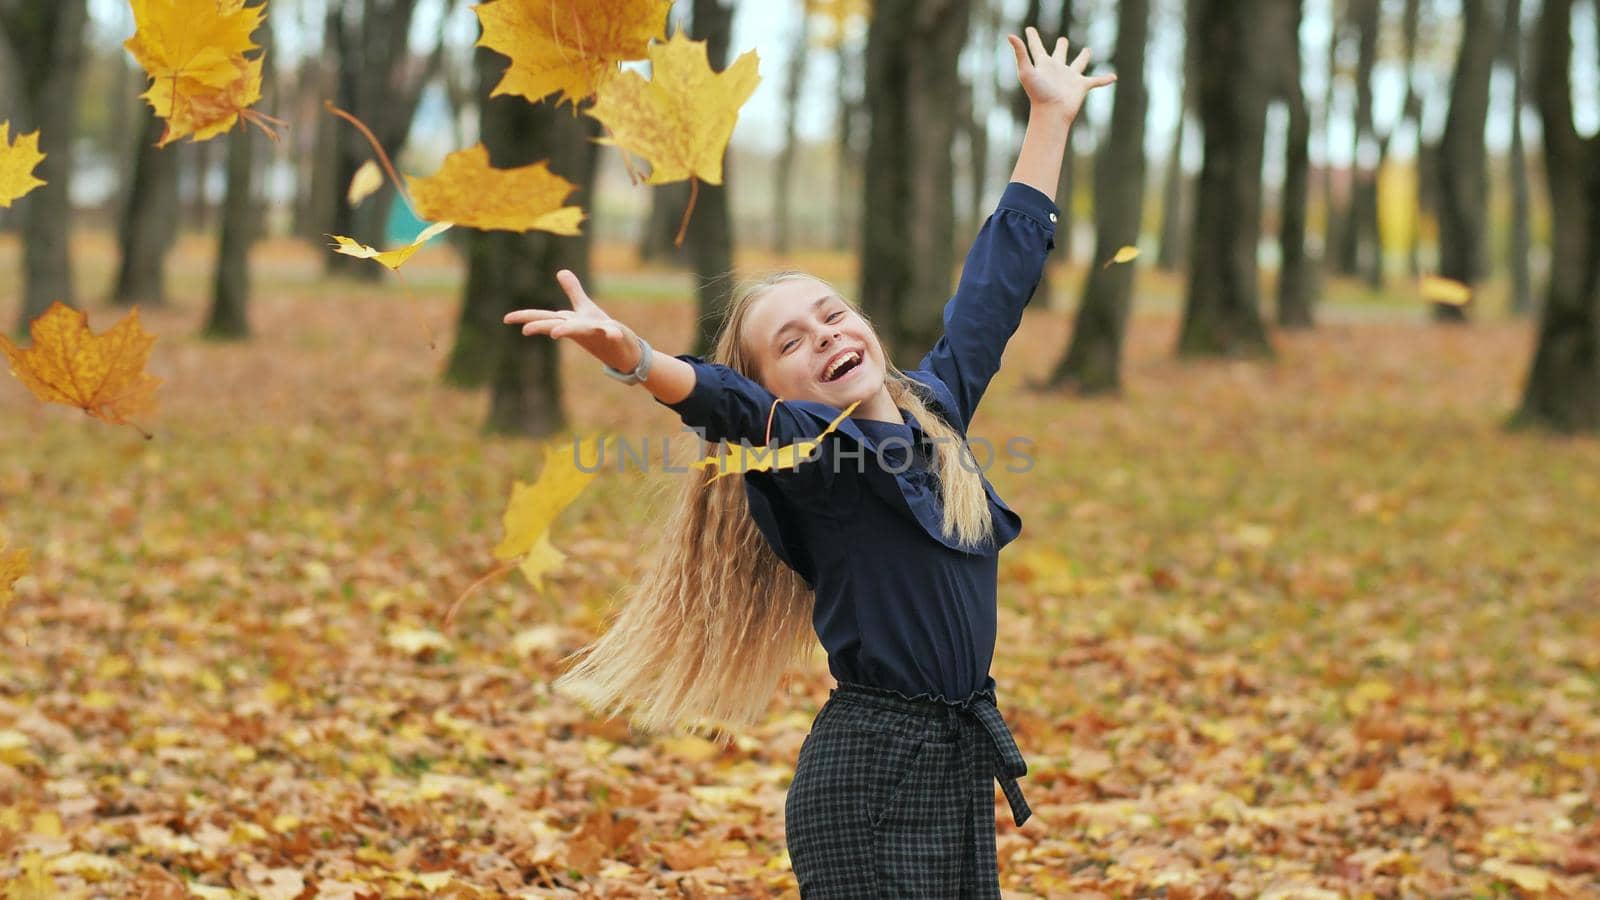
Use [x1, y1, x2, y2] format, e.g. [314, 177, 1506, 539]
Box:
[652, 181, 1059, 702]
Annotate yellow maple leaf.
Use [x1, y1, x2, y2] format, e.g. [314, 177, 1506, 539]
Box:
[475, 0, 673, 105]
[327, 220, 454, 270]
[124, 0, 275, 146]
[517, 531, 568, 593]
[407, 144, 585, 234]
[495, 441, 599, 561]
[693, 400, 859, 481]
[0, 302, 162, 433]
[445, 441, 597, 625]
[0, 122, 46, 208]
[586, 30, 761, 188]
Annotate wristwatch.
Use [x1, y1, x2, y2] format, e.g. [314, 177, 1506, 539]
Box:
[602, 333, 654, 385]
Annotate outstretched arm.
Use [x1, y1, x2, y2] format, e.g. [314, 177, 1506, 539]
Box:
[910, 28, 1115, 432]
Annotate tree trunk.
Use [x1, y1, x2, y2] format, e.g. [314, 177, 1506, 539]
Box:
[297, 6, 342, 245]
[1177, 0, 1273, 359]
[1337, 0, 1381, 286]
[773, 7, 809, 255]
[1435, 0, 1498, 322]
[1052, 0, 1148, 393]
[110, 109, 180, 307]
[324, 0, 450, 282]
[1510, 0, 1599, 432]
[859, 0, 973, 364]
[684, 0, 738, 355]
[1010, 0, 1058, 297]
[1158, 0, 1196, 272]
[483, 89, 602, 435]
[0, 0, 87, 335]
[205, 113, 259, 339]
[1275, 0, 1316, 328]
[1504, 0, 1532, 317]
[832, 36, 867, 253]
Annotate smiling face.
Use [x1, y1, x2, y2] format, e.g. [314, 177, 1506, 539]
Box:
[741, 276, 890, 409]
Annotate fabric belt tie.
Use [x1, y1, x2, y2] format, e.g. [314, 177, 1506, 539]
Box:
[832, 681, 1033, 828]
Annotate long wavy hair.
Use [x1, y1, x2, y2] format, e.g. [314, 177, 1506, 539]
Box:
[551, 271, 998, 744]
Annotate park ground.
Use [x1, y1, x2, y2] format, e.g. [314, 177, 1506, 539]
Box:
[1, 233, 1598, 897]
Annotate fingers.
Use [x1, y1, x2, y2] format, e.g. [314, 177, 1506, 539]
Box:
[1025, 26, 1049, 65]
[1052, 36, 1069, 64]
[1007, 33, 1029, 74]
[504, 308, 564, 324]
[1071, 46, 1092, 72]
[1090, 73, 1118, 89]
[555, 268, 595, 310]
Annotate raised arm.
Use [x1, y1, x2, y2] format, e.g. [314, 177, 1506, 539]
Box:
[503, 271, 840, 487]
[911, 29, 1115, 432]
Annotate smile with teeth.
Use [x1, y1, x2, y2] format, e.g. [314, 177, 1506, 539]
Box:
[822, 350, 862, 382]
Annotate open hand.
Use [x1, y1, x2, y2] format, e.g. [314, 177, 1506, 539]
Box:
[502, 270, 640, 371]
[1008, 26, 1116, 123]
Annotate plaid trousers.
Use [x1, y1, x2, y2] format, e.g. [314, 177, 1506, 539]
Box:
[784, 680, 1033, 899]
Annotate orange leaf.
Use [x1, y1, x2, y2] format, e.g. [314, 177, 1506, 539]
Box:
[474, 0, 672, 106]
[407, 144, 585, 234]
[0, 302, 162, 431]
[0, 121, 46, 207]
[585, 29, 761, 187]
[124, 0, 274, 145]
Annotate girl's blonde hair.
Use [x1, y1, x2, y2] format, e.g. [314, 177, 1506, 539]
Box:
[551, 271, 997, 744]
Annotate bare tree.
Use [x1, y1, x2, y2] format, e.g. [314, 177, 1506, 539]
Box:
[1050, 0, 1149, 392]
[110, 110, 180, 308]
[0, 0, 87, 334]
[1177, 0, 1274, 358]
[1510, 0, 1599, 432]
[1274, 0, 1317, 328]
[1435, 0, 1500, 321]
[859, 0, 973, 363]
[773, 3, 811, 254]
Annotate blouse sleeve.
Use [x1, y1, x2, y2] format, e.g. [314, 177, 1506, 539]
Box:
[651, 352, 841, 495]
[910, 180, 1059, 432]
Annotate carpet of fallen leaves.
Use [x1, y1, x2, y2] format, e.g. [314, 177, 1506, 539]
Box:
[2, 232, 1598, 899]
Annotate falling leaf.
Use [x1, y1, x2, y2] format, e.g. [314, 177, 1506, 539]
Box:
[517, 531, 568, 593]
[586, 30, 761, 189]
[1420, 274, 1472, 307]
[693, 400, 858, 481]
[0, 301, 162, 433]
[1103, 245, 1139, 269]
[474, 0, 672, 106]
[444, 440, 598, 626]
[327, 220, 454, 270]
[346, 159, 383, 207]
[0, 121, 46, 208]
[407, 144, 584, 234]
[124, 0, 278, 146]
[495, 442, 598, 562]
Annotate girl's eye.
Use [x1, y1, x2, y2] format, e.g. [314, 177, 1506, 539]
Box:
[781, 311, 845, 353]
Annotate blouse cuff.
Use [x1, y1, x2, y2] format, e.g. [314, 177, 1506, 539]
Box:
[995, 181, 1061, 233]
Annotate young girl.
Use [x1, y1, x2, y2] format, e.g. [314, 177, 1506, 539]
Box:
[504, 27, 1114, 898]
